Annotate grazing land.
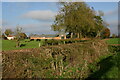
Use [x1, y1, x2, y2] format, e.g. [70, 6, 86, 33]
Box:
[2, 39, 45, 51]
[2, 38, 120, 51]
[106, 38, 120, 45]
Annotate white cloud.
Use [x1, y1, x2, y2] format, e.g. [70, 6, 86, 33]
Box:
[22, 10, 56, 21]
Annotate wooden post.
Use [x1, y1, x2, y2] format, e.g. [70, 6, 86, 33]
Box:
[77, 33, 80, 38]
[63, 41, 65, 44]
[64, 34, 66, 39]
[39, 43, 41, 47]
[71, 33, 73, 38]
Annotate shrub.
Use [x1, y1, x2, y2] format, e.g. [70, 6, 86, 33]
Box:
[30, 39, 34, 41]
[36, 39, 41, 41]
[45, 39, 55, 45]
[2, 40, 110, 78]
[45, 39, 48, 41]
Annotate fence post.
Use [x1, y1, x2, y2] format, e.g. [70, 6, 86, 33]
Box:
[39, 43, 41, 47]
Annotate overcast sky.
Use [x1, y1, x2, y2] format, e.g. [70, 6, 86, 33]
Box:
[1, 1, 118, 35]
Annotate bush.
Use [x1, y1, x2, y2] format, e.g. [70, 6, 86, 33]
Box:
[45, 39, 54, 45]
[112, 34, 117, 38]
[43, 38, 88, 46]
[45, 39, 48, 41]
[2, 40, 110, 78]
[30, 39, 34, 41]
[36, 39, 41, 41]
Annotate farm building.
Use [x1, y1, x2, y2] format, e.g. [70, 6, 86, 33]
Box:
[30, 36, 61, 40]
[30, 34, 66, 40]
[7, 35, 16, 40]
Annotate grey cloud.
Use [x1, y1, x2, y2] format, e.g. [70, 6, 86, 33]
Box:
[2, 22, 55, 34]
[22, 10, 56, 21]
[2, 20, 8, 26]
[105, 20, 118, 35]
[22, 23, 55, 34]
[0, 20, 9, 27]
[109, 25, 118, 35]
[104, 9, 118, 16]
[0, 20, 2, 26]
[108, 20, 118, 25]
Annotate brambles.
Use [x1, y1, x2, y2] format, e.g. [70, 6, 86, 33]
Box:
[2, 40, 110, 78]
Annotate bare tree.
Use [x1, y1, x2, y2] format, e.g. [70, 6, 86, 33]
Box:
[14, 25, 23, 47]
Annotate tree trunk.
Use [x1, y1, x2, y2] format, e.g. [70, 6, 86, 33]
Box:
[79, 32, 82, 39]
[64, 34, 66, 39]
[71, 33, 73, 38]
[16, 40, 20, 48]
[96, 31, 100, 38]
[77, 33, 80, 38]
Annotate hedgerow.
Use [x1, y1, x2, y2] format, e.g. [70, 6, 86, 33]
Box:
[2, 40, 110, 78]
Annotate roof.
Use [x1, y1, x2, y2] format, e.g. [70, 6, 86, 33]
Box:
[31, 34, 59, 38]
[7, 35, 15, 37]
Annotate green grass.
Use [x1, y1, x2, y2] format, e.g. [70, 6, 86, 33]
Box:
[106, 38, 120, 44]
[0, 39, 2, 51]
[2, 39, 45, 51]
[87, 45, 120, 79]
[87, 53, 119, 79]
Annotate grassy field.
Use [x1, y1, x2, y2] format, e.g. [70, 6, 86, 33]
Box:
[106, 38, 120, 44]
[2, 38, 120, 51]
[86, 41, 120, 79]
[87, 49, 119, 79]
[2, 39, 45, 51]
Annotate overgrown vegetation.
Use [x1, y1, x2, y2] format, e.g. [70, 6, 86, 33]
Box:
[2, 40, 111, 78]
